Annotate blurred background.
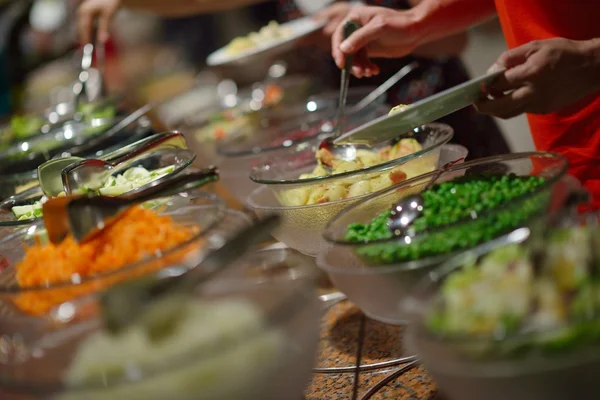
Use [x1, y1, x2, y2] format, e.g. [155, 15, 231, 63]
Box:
[0, 0, 533, 152]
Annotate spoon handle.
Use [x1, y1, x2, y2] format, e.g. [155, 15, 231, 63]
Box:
[74, 43, 94, 107]
[351, 62, 419, 113]
[108, 131, 188, 166]
[335, 20, 361, 138]
[66, 167, 219, 213]
[422, 157, 466, 192]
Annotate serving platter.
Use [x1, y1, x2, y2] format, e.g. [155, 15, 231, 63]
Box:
[207, 17, 325, 67]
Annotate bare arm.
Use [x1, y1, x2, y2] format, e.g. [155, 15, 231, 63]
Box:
[331, 0, 496, 72]
[121, 0, 270, 17]
[411, 32, 468, 57]
[410, 0, 496, 45]
[408, 0, 469, 58]
[79, 0, 270, 43]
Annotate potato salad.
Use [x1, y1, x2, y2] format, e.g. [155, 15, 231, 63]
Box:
[277, 104, 436, 206]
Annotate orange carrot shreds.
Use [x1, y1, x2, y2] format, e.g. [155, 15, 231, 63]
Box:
[14, 206, 199, 315]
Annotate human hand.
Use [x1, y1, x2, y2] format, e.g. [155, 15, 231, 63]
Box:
[331, 5, 422, 77]
[78, 0, 121, 44]
[314, 2, 354, 37]
[296, 3, 354, 51]
[476, 38, 600, 119]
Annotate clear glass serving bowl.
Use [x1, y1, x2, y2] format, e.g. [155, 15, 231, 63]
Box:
[215, 87, 387, 203]
[0, 141, 196, 228]
[318, 153, 571, 324]
[246, 124, 454, 256]
[404, 215, 600, 400]
[171, 75, 319, 167]
[0, 116, 153, 201]
[0, 190, 231, 320]
[0, 248, 320, 400]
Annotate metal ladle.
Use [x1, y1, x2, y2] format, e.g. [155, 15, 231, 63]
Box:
[389, 158, 465, 236]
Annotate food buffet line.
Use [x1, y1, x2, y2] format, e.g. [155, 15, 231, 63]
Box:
[0, 17, 597, 400]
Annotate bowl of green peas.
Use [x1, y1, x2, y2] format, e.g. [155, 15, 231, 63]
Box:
[317, 152, 571, 325]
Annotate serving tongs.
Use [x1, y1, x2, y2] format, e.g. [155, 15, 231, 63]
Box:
[100, 214, 279, 338]
[37, 131, 189, 197]
[74, 18, 108, 108]
[42, 166, 219, 245]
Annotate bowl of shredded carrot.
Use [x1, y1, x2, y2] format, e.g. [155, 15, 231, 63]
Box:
[0, 190, 229, 317]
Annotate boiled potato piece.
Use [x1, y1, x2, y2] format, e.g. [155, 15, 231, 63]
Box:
[389, 104, 409, 115]
[370, 175, 394, 192]
[348, 180, 372, 198]
[323, 184, 347, 202]
[307, 186, 327, 205]
[278, 188, 309, 206]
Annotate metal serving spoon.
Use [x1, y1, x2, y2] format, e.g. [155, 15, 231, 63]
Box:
[38, 131, 188, 197]
[42, 166, 219, 244]
[389, 158, 465, 236]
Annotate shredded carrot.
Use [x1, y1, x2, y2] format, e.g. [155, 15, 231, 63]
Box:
[14, 206, 199, 315]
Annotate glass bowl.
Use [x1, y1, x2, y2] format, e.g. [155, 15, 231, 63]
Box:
[0, 139, 196, 228]
[171, 75, 320, 166]
[404, 215, 600, 400]
[215, 88, 388, 203]
[0, 115, 153, 202]
[0, 113, 154, 174]
[250, 122, 453, 203]
[0, 189, 230, 320]
[0, 97, 123, 149]
[317, 153, 572, 324]
[247, 142, 462, 257]
[0, 248, 320, 400]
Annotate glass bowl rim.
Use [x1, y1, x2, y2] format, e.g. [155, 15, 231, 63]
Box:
[322, 151, 570, 246]
[0, 247, 319, 394]
[249, 122, 454, 185]
[0, 150, 197, 228]
[0, 190, 227, 293]
[216, 101, 388, 158]
[404, 217, 600, 370]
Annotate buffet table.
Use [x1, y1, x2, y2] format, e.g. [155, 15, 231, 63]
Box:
[159, 108, 443, 399]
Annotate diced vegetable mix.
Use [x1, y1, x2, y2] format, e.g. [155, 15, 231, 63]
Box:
[11, 165, 175, 221]
[427, 226, 600, 357]
[345, 174, 548, 264]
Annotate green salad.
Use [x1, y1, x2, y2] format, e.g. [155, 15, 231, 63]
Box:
[0, 103, 116, 152]
[428, 226, 600, 356]
[12, 165, 175, 221]
[345, 174, 548, 264]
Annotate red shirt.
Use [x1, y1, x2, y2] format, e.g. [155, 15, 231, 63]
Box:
[494, 0, 600, 205]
